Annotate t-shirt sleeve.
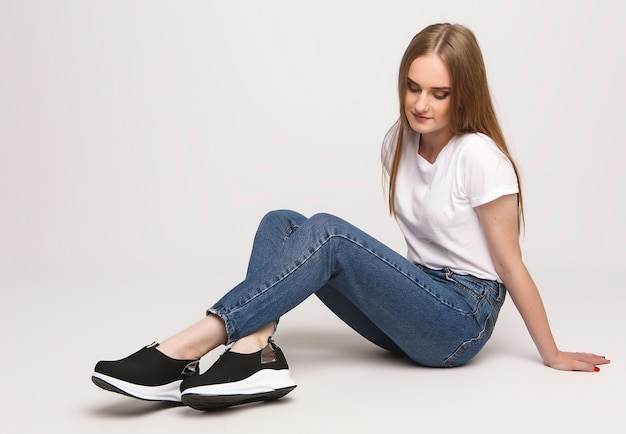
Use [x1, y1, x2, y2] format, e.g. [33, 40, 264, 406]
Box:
[458, 135, 519, 208]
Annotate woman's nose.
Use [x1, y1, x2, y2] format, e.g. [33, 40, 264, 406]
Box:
[414, 93, 428, 113]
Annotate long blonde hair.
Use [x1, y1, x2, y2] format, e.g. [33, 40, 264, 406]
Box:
[385, 23, 524, 231]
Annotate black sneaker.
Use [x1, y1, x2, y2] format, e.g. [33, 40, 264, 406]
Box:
[180, 338, 296, 410]
[92, 342, 199, 402]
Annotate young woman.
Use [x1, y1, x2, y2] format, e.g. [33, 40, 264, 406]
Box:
[92, 23, 609, 411]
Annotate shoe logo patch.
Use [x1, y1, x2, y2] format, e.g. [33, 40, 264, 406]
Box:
[182, 360, 199, 376]
[261, 344, 277, 364]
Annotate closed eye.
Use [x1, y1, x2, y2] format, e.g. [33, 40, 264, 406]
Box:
[407, 81, 420, 93]
[407, 79, 450, 99]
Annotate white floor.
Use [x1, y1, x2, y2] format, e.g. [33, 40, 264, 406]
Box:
[2, 2, 624, 433]
[1, 266, 623, 434]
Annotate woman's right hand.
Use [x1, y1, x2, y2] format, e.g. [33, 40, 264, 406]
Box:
[543, 350, 610, 372]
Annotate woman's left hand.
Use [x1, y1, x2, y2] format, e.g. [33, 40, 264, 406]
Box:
[544, 350, 610, 372]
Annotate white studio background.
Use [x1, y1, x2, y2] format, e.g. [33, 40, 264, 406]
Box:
[1, 1, 624, 433]
[1, 0, 623, 288]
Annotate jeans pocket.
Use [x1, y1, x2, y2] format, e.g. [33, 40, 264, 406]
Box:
[442, 269, 488, 314]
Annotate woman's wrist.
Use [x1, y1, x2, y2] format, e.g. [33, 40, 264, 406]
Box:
[540, 347, 561, 367]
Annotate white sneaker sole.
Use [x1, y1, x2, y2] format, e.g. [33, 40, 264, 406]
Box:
[91, 372, 182, 402]
[181, 369, 297, 410]
[182, 369, 295, 396]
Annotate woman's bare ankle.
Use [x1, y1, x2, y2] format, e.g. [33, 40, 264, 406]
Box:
[156, 315, 227, 360]
[230, 323, 275, 354]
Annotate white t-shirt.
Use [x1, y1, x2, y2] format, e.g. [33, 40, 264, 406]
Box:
[382, 123, 519, 281]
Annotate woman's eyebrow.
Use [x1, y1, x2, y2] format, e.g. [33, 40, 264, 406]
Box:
[406, 78, 450, 91]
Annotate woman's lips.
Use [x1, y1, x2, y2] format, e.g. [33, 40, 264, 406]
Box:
[412, 113, 430, 122]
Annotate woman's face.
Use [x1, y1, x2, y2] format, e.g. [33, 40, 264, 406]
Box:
[404, 55, 452, 143]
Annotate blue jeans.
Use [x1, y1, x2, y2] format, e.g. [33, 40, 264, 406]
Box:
[209, 210, 506, 367]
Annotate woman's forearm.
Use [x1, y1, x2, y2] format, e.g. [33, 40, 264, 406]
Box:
[498, 262, 559, 364]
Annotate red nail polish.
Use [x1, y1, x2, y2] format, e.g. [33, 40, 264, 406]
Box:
[594, 366, 600, 372]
